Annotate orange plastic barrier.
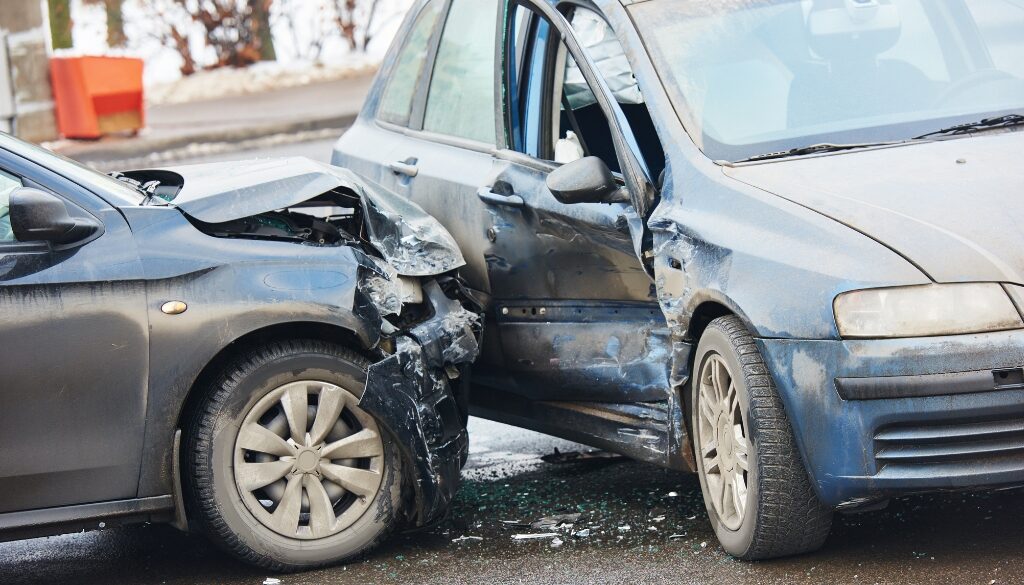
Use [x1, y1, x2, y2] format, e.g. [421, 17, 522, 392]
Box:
[50, 56, 145, 139]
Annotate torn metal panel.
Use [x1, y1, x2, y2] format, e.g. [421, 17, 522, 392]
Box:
[495, 301, 672, 402]
[361, 280, 482, 526]
[124, 156, 484, 523]
[125, 157, 466, 277]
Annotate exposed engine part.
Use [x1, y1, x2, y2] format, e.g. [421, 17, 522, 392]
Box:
[190, 189, 365, 247]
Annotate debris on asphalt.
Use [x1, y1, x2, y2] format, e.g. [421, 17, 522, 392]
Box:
[551, 537, 564, 548]
[541, 448, 626, 464]
[649, 507, 667, 524]
[618, 525, 631, 532]
[263, 579, 281, 585]
[667, 491, 679, 497]
[669, 534, 686, 540]
[531, 513, 582, 530]
[573, 528, 591, 538]
[512, 533, 561, 541]
[451, 535, 483, 544]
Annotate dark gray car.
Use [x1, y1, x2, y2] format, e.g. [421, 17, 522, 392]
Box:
[0, 135, 481, 571]
[334, 0, 1024, 560]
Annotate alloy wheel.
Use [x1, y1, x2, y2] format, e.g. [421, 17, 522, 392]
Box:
[232, 381, 385, 540]
[697, 353, 750, 531]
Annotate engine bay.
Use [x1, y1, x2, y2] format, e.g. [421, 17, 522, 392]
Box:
[192, 189, 367, 247]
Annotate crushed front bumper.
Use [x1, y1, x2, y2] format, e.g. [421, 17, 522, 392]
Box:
[758, 329, 1024, 509]
[359, 280, 481, 526]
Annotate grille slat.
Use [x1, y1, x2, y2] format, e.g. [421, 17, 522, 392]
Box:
[874, 416, 1024, 469]
[875, 418, 1024, 443]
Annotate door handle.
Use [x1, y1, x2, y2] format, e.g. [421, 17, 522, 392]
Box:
[477, 186, 525, 209]
[388, 160, 419, 178]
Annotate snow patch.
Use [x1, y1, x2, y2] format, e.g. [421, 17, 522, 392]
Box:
[61, 0, 412, 90]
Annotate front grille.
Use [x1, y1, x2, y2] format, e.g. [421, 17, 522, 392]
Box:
[874, 416, 1024, 469]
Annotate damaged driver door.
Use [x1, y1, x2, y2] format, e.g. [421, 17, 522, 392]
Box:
[476, 1, 671, 407]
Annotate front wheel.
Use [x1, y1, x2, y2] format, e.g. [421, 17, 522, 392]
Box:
[691, 316, 832, 560]
[184, 340, 405, 572]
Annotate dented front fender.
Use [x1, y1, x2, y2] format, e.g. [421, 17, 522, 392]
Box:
[360, 281, 482, 526]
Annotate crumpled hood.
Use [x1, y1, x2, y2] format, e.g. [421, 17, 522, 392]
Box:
[723, 130, 1024, 285]
[154, 157, 465, 277]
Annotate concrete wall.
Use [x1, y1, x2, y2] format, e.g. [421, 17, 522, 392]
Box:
[0, 0, 58, 142]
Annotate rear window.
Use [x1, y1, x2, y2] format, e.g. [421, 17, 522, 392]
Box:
[378, 0, 445, 126]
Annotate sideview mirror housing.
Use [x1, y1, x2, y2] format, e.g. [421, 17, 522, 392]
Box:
[546, 156, 629, 205]
[10, 187, 101, 246]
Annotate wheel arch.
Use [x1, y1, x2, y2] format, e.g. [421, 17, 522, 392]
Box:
[169, 320, 379, 532]
[175, 321, 377, 446]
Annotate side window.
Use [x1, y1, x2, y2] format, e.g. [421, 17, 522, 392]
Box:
[510, 7, 552, 158]
[423, 0, 501, 144]
[557, 50, 623, 173]
[378, 0, 445, 126]
[0, 170, 23, 242]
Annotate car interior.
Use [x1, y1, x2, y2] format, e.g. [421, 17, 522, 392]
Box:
[0, 170, 21, 242]
[511, 3, 666, 185]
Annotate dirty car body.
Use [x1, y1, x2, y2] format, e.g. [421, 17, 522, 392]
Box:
[334, 0, 1024, 558]
[0, 138, 480, 548]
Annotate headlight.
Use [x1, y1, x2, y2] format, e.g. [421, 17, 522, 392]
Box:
[834, 283, 1024, 339]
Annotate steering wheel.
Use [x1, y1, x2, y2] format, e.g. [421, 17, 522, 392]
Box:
[934, 69, 1018, 107]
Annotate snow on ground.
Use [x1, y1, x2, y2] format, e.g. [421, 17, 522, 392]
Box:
[144, 60, 378, 106]
[64, 0, 411, 102]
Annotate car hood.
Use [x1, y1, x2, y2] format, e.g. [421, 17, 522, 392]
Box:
[723, 130, 1024, 285]
[152, 157, 465, 277]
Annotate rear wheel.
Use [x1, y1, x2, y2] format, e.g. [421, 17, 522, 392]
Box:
[184, 340, 404, 572]
[691, 316, 832, 559]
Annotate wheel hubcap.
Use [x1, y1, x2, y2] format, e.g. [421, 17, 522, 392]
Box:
[697, 354, 749, 531]
[233, 381, 385, 540]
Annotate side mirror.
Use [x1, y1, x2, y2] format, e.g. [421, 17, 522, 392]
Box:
[9, 187, 101, 246]
[546, 156, 629, 205]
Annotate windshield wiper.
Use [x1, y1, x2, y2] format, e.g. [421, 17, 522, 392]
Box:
[731, 141, 901, 164]
[108, 172, 163, 205]
[915, 114, 1024, 139]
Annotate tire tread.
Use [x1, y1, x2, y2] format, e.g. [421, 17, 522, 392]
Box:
[705, 316, 833, 560]
[183, 339, 400, 573]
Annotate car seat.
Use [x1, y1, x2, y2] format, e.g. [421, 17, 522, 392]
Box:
[787, 0, 933, 130]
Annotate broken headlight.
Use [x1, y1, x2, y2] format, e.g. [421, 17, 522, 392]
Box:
[833, 283, 1024, 339]
[358, 263, 424, 318]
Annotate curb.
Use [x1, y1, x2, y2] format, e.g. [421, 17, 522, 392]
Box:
[53, 113, 359, 165]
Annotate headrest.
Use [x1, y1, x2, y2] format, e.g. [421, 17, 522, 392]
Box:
[807, 0, 902, 61]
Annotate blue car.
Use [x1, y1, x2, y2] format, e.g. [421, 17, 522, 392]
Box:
[334, 0, 1024, 559]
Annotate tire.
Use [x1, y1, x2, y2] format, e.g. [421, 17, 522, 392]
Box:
[690, 316, 832, 560]
[183, 340, 405, 572]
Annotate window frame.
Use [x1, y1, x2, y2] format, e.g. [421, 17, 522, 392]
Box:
[0, 146, 107, 255]
[375, 0, 447, 127]
[0, 168, 31, 252]
[373, 0, 507, 155]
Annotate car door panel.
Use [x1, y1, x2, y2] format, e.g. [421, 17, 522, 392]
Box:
[471, 1, 668, 403]
[401, 136, 498, 297]
[0, 159, 148, 513]
[478, 153, 669, 401]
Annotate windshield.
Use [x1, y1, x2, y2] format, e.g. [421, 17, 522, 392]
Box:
[630, 0, 1024, 161]
[0, 134, 144, 206]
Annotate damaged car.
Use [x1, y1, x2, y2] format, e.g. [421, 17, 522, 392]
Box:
[0, 134, 481, 571]
[334, 0, 1024, 560]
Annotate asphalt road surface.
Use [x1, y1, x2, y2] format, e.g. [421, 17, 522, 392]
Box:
[4, 139, 1022, 585]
